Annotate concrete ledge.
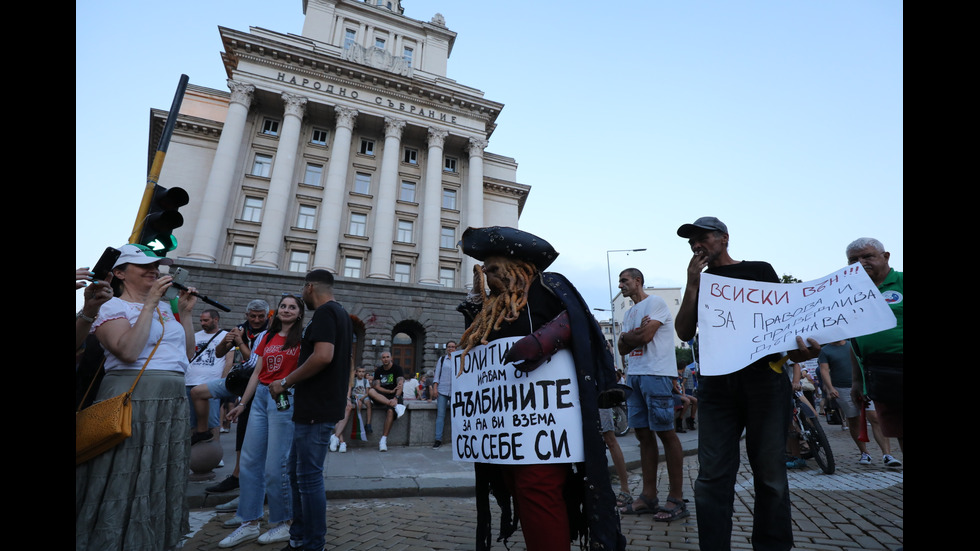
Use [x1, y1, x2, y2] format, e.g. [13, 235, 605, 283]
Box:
[348, 399, 451, 448]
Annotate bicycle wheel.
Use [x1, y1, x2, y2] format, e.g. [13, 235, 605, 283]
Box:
[799, 403, 835, 474]
[613, 405, 629, 436]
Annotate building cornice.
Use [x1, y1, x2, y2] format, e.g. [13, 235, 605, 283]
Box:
[218, 26, 501, 133]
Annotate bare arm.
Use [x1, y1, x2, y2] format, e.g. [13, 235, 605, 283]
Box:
[618, 315, 663, 356]
[675, 253, 707, 342]
[268, 341, 335, 397]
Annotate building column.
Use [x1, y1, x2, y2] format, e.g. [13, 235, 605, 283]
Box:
[463, 137, 488, 281]
[312, 105, 358, 272]
[250, 92, 308, 269]
[367, 117, 406, 279]
[417, 127, 447, 285]
[184, 80, 254, 263]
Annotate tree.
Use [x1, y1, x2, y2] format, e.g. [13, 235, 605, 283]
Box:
[781, 274, 802, 283]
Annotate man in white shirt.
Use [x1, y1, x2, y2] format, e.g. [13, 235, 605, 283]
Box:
[617, 268, 687, 521]
[185, 309, 232, 439]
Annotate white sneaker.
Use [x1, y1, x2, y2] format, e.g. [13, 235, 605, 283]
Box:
[257, 522, 291, 544]
[379, 436, 388, 452]
[215, 496, 239, 512]
[883, 454, 903, 467]
[394, 404, 407, 418]
[217, 459, 225, 468]
[858, 453, 872, 465]
[329, 433, 340, 452]
[338, 441, 347, 453]
[218, 523, 260, 548]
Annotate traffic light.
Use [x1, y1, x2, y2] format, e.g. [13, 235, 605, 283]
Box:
[137, 184, 189, 255]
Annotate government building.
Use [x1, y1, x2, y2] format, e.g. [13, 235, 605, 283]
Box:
[151, 0, 529, 374]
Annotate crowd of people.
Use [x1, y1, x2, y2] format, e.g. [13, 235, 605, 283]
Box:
[75, 221, 902, 551]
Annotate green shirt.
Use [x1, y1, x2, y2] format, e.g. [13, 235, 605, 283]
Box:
[852, 268, 903, 358]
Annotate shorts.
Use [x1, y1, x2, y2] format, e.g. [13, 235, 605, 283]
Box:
[626, 374, 675, 432]
[599, 407, 614, 433]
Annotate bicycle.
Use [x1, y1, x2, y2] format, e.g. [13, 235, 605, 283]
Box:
[791, 391, 835, 474]
[612, 404, 629, 436]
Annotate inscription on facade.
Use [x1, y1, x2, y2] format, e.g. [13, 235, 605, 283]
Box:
[275, 71, 459, 125]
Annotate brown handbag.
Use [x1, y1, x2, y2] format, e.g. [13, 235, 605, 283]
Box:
[76, 308, 165, 465]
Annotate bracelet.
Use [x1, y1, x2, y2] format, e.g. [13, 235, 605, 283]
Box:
[280, 378, 289, 389]
[76, 311, 95, 323]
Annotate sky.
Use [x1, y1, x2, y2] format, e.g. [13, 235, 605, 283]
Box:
[76, 0, 903, 315]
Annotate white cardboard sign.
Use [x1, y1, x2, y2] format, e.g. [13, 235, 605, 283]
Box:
[451, 336, 584, 464]
[698, 263, 897, 376]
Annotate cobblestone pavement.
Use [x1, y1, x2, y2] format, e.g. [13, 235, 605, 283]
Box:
[183, 422, 902, 550]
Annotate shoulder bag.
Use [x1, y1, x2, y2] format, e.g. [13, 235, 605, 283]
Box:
[76, 308, 165, 465]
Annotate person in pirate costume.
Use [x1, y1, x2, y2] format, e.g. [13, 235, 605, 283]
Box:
[456, 226, 627, 551]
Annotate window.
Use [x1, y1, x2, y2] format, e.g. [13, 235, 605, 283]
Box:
[444, 156, 457, 173]
[374, 37, 386, 49]
[343, 29, 356, 50]
[304, 163, 323, 186]
[261, 118, 280, 136]
[440, 226, 455, 249]
[241, 197, 263, 222]
[353, 172, 371, 194]
[440, 268, 455, 288]
[403, 147, 418, 164]
[359, 139, 375, 156]
[343, 257, 362, 278]
[403, 46, 414, 67]
[394, 262, 411, 283]
[311, 128, 329, 145]
[349, 212, 367, 236]
[396, 220, 414, 243]
[399, 181, 416, 203]
[231, 244, 253, 267]
[252, 154, 272, 177]
[296, 205, 316, 230]
[288, 251, 310, 273]
[442, 188, 457, 210]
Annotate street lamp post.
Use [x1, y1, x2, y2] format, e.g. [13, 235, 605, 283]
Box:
[606, 248, 646, 372]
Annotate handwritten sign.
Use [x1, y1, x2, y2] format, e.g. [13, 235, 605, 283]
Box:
[451, 337, 584, 464]
[698, 263, 897, 376]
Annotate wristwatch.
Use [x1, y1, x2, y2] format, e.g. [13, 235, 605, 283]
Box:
[280, 378, 289, 390]
[76, 311, 95, 323]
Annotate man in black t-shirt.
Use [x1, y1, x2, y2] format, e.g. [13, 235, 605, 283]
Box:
[269, 270, 352, 551]
[366, 351, 405, 451]
[675, 217, 819, 551]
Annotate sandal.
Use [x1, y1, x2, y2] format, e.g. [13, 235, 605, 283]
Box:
[616, 491, 633, 509]
[653, 496, 690, 522]
[621, 494, 658, 515]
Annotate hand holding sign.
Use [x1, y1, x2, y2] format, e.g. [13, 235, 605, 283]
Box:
[698, 263, 896, 376]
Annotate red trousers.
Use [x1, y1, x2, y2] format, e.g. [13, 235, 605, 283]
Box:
[502, 463, 572, 551]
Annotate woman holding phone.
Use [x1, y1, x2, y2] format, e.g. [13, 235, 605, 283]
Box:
[76, 244, 197, 551]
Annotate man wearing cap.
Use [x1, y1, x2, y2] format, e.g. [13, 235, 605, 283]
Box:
[846, 238, 903, 453]
[675, 217, 819, 551]
[457, 226, 626, 551]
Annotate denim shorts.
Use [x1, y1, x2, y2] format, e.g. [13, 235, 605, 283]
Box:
[626, 374, 676, 432]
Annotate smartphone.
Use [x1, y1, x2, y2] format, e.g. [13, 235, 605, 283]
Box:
[92, 247, 121, 281]
[163, 267, 189, 301]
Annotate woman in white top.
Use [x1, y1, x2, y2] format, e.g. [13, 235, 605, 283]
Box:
[76, 244, 197, 551]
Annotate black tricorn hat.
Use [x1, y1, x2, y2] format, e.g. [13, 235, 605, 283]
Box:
[459, 226, 560, 271]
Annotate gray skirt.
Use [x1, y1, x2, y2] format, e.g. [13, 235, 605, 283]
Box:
[76, 370, 190, 551]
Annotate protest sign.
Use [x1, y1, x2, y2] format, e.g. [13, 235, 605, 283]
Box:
[698, 263, 896, 376]
[451, 336, 584, 464]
